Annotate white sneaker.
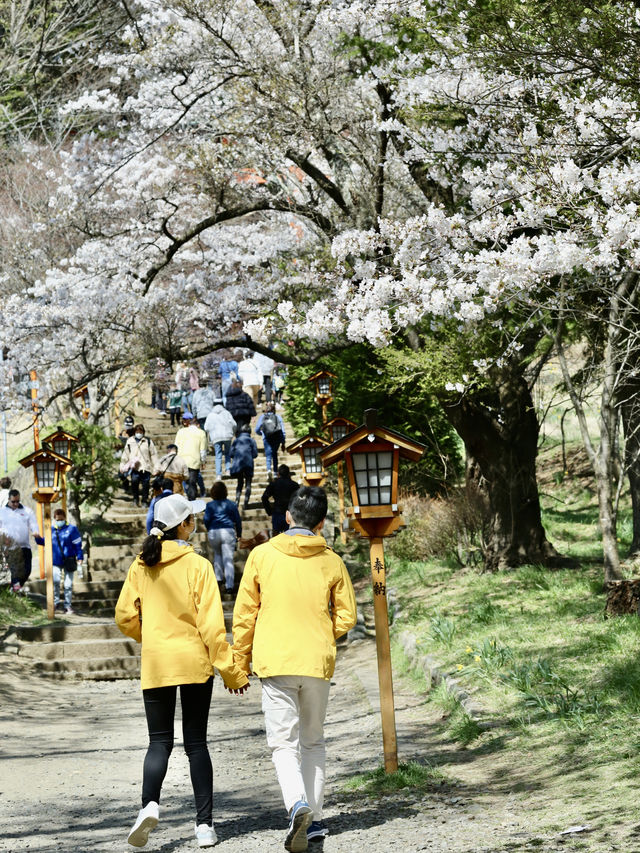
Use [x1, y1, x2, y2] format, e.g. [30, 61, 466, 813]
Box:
[195, 822, 218, 847]
[127, 801, 159, 847]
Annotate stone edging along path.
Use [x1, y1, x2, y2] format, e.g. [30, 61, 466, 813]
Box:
[398, 630, 498, 730]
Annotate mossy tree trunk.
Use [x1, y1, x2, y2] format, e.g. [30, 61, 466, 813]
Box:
[442, 365, 563, 571]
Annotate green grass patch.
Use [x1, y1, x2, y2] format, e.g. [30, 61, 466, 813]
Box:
[342, 760, 446, 796]
[385, 474, 640, 774]
[0, 587, 49, 629]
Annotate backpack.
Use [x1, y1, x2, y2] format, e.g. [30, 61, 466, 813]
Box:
[262, 412, 279, 436]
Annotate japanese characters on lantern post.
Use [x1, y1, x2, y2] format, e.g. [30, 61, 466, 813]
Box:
[319, 409, 424, 773]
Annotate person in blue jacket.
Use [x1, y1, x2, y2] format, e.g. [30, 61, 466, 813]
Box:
[229, 424, 258, 509]
[146, 477, 174, 534]
[51, 508, 84, 614]
[204, 481, 242, 598]
[255, 402, 286, 480]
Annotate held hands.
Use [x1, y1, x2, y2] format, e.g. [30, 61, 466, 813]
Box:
[225, 681, 250, 695]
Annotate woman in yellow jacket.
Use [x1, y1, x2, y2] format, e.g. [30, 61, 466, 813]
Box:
[116, 493, 248, 849]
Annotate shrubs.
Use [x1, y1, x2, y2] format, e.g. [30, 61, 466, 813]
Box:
[389, 485, 489, 567]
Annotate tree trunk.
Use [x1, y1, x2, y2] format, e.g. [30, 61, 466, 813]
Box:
[442, 364, 565, 571]
[620, 385, 640, 556]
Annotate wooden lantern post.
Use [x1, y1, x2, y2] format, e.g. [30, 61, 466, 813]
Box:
[73, 385, 90, 420]
[323, 417, 357, 545]
[319, 409, 424, 773]
[286, 432, 330, 487]
[29, 369, 46, 578]
[42, 428, 79, 516]
[308, 370, 336, 425]
[18, 448, 73, 619]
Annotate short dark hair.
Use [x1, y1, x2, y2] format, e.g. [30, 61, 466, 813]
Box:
[240, 423, 251, 433]
[8, 489, 19, 499]
[210, 481, 228, 500]
[288, 486, 327, 530]
[53, 508, 66, 519]
[134, 424, 145, 434]
[166, 443, 177, 450]
[0, 477, 10, 489]
[277, 464, 291, 478]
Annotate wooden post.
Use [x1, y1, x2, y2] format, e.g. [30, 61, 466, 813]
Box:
[337, 460, 347, 545]
[322, 402, 328, 424]
[30, 370, 46, 579]
[60, 469, 68, 516]
[369, 536, 398, 773]
[30, 370, 40, 450]
[42, 502, 54, 620]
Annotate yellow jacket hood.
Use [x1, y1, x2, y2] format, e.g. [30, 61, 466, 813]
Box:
[232, 533, 358, 680]
[268, 532, 329, 558]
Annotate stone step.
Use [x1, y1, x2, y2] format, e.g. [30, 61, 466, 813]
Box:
[90, 557, 135, 573]
[4, 621, 124, 643]
[14, 636, 139, 661]
[29, 579, 123, 596]
[32, 655, 141, 679]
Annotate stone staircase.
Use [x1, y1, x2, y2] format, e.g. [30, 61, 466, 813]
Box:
[5, 400, 303, 680]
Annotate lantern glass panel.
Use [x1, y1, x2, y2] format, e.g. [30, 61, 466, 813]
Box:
[352, 450, 393, 505]
[317, 377, 331, 395]
[332, 424, 348, 441]
[303, 447, 323, 474]
[35, 460, 56, 489]
[52, 439, 69, 456]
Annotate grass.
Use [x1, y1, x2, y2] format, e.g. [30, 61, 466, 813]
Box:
[0, 587, 49, 630]
[361, 457, 640, 838]
[342, 760, 447, 796]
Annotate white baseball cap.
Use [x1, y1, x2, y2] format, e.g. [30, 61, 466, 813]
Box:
[152, 493, 206, 532]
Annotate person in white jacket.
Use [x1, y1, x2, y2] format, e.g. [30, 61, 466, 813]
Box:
[237, 352, 263, 408]
[203, 400, 237, 480]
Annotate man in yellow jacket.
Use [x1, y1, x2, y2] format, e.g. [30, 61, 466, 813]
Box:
[232, 486, 357, 852]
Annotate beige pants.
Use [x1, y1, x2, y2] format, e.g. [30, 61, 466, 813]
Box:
[244, 384, 260, 407]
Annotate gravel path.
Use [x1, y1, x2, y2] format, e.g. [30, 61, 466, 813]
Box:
[0, 638, 602, 853]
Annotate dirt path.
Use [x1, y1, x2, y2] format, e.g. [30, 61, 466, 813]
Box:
[0, 638, 618, 853]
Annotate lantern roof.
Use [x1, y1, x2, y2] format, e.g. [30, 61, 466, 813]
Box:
[42, 426, 79, 445]
[323, 416, 357, 431]
[287, 432, 331, 455]
[18, 446, 72, 469]
[307, 370, 337, 383]
[318, 408, 425, 467]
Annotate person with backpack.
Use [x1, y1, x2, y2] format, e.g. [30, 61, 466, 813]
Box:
[203, 399, 237, 480]
[255, 402, 286, 480]
[229, 424, 258, 509]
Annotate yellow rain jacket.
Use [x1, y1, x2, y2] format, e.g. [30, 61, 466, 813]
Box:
[115, 540, 248, 691]
[174, 425, 208, 469]
[232, 532, 358, 680]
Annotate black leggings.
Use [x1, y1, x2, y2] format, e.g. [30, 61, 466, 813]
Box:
[141, 678, 213, 824]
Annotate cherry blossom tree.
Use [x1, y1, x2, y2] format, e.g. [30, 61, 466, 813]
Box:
[3, 0, 640, 577]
